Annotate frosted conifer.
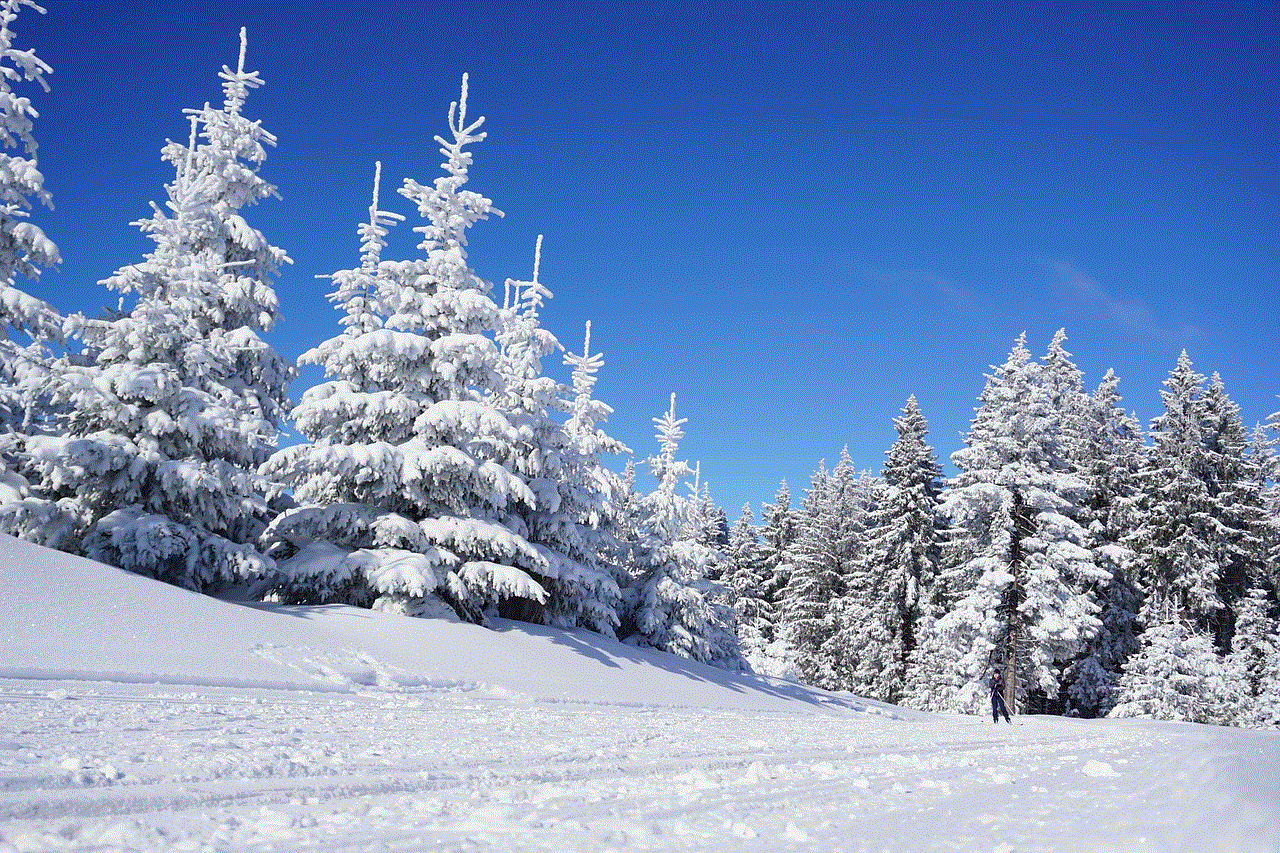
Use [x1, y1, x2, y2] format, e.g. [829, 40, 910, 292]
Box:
[1126, 352, 1224, 633]
[623, 394, 742, 669]
[265, 77, 546, 623]
[1226, 587, 1280, 726]
[5, 29, 292, 587]
[494, 244, 626, 633]
[858, 396, 943, 704]
[0, 0, 60, 446]
[928, 333, 1107, 714]
[1064, 370, 1143, 716]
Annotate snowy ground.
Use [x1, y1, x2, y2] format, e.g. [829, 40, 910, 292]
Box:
[1, 535, 1277, 853]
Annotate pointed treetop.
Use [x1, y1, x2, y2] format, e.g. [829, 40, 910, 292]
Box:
[218, 26, 263, 115]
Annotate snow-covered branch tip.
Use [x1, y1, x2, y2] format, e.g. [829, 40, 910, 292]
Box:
[448, 72, 486, 143]
[237, 26, 247, 76]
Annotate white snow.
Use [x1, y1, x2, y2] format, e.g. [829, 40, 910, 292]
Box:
[1, 533, 1277, 852]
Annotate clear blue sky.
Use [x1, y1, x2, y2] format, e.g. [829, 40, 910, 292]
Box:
[20, 1, 1280, 517]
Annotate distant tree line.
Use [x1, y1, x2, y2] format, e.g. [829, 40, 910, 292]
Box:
[724, 334, 1279, 728]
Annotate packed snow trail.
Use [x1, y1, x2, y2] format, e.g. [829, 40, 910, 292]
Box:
[1, 681, 1277, 853]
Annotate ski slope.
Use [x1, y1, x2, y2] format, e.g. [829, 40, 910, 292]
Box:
[1, 534, 1277, 852]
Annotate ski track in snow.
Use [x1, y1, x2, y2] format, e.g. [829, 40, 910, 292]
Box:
[2, 680, 1276, 853]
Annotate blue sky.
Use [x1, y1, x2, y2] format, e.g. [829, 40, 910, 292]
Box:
[19, 1, 1279, 517]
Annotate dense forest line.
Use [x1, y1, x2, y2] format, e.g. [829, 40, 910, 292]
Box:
[0, 2, 1275, 727]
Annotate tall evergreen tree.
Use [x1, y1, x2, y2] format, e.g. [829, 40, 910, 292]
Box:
[781, 462, 838, 686]
[5, 29, 292, 588]
[0, 0, 60, 461]
[1126, 352, 1223, 633]
[1251, 407, 1280, 591]
[859, 396, 943, 704]
[1200, 372, 1269, 648]
[494, 242, 627, 633]
[783, 451, 871, 690]
[723, 502, 774, 672]
[757, 480, 798, 608]
[264, 76, 546, 622]
[926, 333, 1106, 714]
[1065, 369, 1143, 717]
[623, 394, 742, 669]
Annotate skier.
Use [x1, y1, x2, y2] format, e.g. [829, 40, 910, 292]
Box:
[989, 667, 1012, 724]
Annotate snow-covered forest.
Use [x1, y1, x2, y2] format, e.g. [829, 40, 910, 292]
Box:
[0, 1, 1277, 729]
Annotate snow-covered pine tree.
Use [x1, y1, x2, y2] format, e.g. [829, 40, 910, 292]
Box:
[622, 393, 742, 669]
[265, 77, 547, 623]
[4, 29, 292, 587]
[723, 502, 773, 671]
[1200, 372, 1269, 650]
[1063, 369, 1144, 717]
[816, 449, 878, 693]
[780, 451, 873, 691]
[550, 320, 633, 632]
[858, 395, 943, 704]
[0, 0, 61, 459]
[494, 242, 626, 633]
[781, 462, 838, 686]
[1225, 587, 1280, 727]
[757, 480, 798, 608]
[1109, 602, 1234, 725]
[749, 480, 800, 677]
[1126, 352, 1224, 636]
[929, 333, 1107, 715]
[1250, 407, 1280, 592]
[259, 160, 409, 605]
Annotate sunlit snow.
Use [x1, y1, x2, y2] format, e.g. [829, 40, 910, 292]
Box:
[0, 534, 1276, 852]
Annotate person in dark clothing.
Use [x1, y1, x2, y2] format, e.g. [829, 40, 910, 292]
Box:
[990, 667, 1012, 724]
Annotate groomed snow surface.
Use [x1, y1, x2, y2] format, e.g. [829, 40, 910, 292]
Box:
[1, 535, 1276, 853]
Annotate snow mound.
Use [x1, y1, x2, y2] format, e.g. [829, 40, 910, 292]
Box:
[0, 534, 904, 716]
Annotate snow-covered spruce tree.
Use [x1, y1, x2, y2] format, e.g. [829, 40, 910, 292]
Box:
[4, 29, 292, 587]
[259, 160, 409, 605]
[782, 451, 873, 690]
[622, 394, 742, 669]
[1064, 369, 1144, 717]
[1250, 406, 1280, 591]
[1200, 372, 1269, 649]
[816, 450, 878, 693]
[928, 333, 1107, 715]
[494, 244, 627, 633]
[781, 462, 838, 686]
[1113, 353, 1266, 722]
[757, 480, 798, 607]
[1226, 587, 1280, 727]
[1109, 607, 1234, 725]
[723, 502, 774, 672]
[0, 0, 61, 463]
[749, 480, 800, 677]
[264, 78, 547, 623]
[1125, 353, 1224, 638]
[858, 395, 943, 705]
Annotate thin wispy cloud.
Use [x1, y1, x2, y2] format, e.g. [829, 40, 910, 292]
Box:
[858, 265, 972, 306]
[1041, 257, 1198, 344]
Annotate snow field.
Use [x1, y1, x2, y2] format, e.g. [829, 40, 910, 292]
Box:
[2, 682, 1277, 853]
[1, 537, 1277, 852]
